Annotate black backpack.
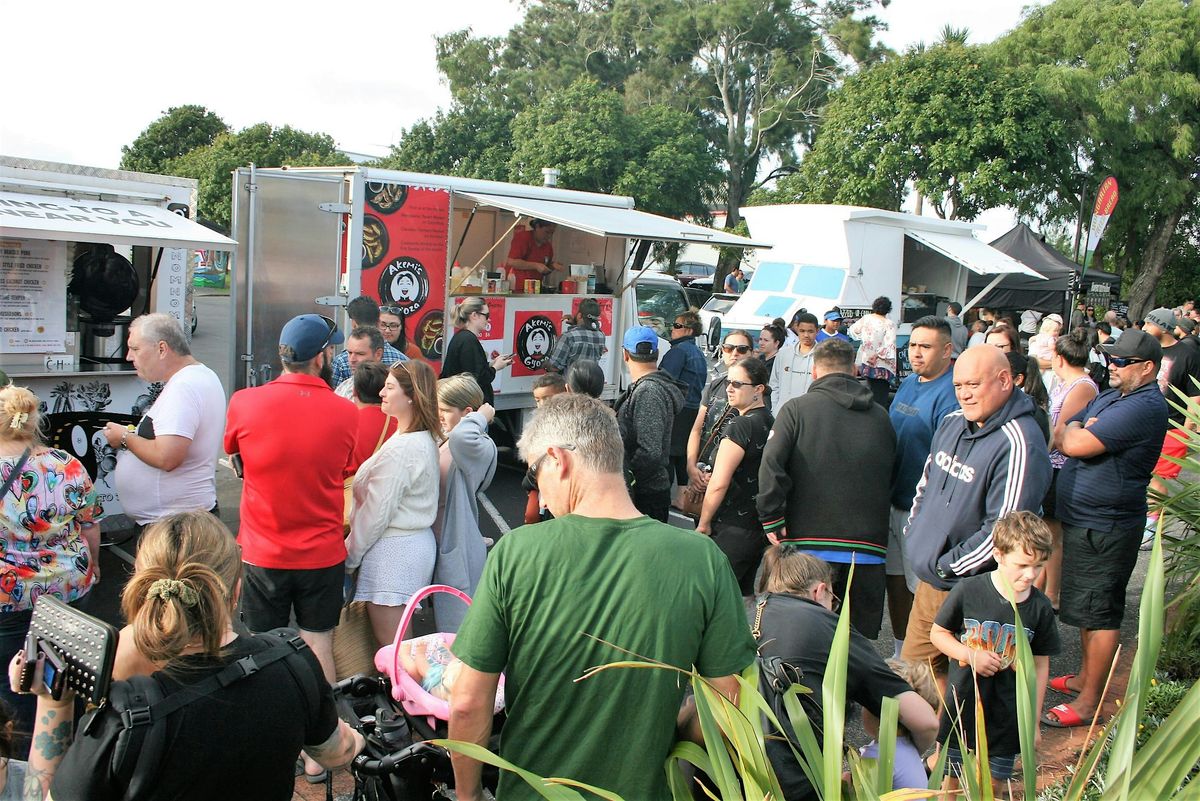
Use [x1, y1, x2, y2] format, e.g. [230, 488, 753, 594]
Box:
[86, 628, 319, 799]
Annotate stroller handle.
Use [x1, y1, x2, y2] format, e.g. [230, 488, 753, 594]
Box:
[391, 584, 473, 682]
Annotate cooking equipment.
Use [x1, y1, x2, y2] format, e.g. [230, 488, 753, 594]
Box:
[68, 245, 140, 363]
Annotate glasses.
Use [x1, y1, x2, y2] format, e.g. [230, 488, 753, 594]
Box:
[379, 322, 402, 331]
[474, 310, 490, 319]
[727, 379, 758, 390]
[722, 344, 752, 355]
[1107, 356, 1147, 368]
[318, 315, 338, 350]
[524, 444, 577, 487]
[379, 305, 405, 316]
[672, 323, 689, 330]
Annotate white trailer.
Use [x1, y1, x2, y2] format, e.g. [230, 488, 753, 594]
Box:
[0, 157, 236, 521]
[723, 204, 1042, 343]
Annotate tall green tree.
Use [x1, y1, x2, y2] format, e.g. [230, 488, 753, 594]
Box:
[168, 123, 343, 228]
[765, 41, 1074, 221]
[119, 105, 228, 174]
[995, 0, 1200, 317]
[377, 104, 513, 181]
[509, 78, 719, 220]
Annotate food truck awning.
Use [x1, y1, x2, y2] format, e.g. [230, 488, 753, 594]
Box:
[458, 191, 770, 249]
[904, 228, 1042, 279]
[0, 190, 237, 251]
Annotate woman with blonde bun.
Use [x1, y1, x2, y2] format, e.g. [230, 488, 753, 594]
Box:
[9, 511, 364, 799]
[0, 385, 99, 757]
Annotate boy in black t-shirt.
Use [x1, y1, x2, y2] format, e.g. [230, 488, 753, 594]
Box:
[930, 511, 1060, 793]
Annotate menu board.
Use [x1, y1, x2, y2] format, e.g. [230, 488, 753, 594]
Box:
[0, 238, 66, 353]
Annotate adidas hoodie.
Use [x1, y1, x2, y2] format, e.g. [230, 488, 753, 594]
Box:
[905, 389, 1052, 590]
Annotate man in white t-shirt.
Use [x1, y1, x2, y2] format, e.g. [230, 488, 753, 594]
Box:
[103, 313, 226, 525]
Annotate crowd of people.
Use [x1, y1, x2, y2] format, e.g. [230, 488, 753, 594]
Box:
[0, 291, 1196, 799]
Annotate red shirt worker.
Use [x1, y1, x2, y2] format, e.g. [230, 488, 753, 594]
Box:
[506, 219, 562, 292]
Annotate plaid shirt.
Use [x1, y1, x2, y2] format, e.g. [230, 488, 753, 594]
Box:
[331, 341, 406, 385]
[549, 326, 607, 372]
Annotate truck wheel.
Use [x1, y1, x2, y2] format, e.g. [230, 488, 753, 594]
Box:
[708, 320, 722, 353]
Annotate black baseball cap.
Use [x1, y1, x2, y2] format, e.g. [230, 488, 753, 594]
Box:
[1099, 328, 1161, 364]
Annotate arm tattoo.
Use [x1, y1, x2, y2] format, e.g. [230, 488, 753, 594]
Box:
[23, 707, 73, 801]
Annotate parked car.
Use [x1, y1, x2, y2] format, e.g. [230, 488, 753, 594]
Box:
[698, 293, 740, 353]
[670, 261, 717, 286]
[684, 284, 711, 311]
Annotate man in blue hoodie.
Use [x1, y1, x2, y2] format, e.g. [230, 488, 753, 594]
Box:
[901, 345, 1052, 679]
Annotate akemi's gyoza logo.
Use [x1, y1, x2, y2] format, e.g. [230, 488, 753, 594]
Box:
[378, 256, 430, 317]
[934, 450, 975, 483]
[516, 315, 556, 372]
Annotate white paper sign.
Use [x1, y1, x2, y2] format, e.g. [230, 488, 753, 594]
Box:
[0, 238, 66, 353]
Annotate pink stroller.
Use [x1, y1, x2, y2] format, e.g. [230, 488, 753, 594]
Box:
[374, 584, 506, 729]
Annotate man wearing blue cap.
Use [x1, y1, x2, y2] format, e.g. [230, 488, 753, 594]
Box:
[614, 326, 686, 522]
[816, 309, 850, 344]
[225, 313, 359, 744]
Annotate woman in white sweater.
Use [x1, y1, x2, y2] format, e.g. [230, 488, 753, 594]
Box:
[347, 360, 443, 647]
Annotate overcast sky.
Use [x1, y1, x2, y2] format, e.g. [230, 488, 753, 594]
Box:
[1, 0, 1044, 235]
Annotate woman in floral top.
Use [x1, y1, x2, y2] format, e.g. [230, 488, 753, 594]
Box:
[847, 296, 898, 408]
[0, 385, 100, 756]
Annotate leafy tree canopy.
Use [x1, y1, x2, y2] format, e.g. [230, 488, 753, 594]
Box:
[764, 41, 1074, 221]
[509, 78, 720, 220]
[376, 103, 513, 182]
[994, 0, 1200, 316]
[168, 123, 343, 228]
[119, 105, 228, 174]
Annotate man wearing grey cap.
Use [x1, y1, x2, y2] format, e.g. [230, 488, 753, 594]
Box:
[224, 313, 358, 744]
[1047, 328, 1167, 727]
[1143, 307, 1200, 533]
[1174, 315, 1199, 353]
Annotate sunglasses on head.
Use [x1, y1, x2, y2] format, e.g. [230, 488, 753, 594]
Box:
[318, 315, 338, 350]
[722, 344, 752, 354]
[379, 305, 405, 316]
[1106, 356, 1146, 368]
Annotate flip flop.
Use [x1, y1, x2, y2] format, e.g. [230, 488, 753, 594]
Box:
[1042, 702, 1102, 729]
[1049, 674, 1078, 695]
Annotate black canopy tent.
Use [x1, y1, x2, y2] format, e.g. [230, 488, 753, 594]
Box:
[966, 223, 1120, 315]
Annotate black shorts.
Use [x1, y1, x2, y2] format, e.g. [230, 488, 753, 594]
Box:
[241, 562, 345, 633]
[710, 521, 768, 596]
[1059, 524, 1141, 630]
[827, 560, 886, 640]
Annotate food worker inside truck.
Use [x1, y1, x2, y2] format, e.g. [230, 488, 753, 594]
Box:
[506, 219, 564, 292]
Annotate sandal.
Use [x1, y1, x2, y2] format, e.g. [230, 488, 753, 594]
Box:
[1049, 674, 1078, 695]
[1043, 702, 1102, 729]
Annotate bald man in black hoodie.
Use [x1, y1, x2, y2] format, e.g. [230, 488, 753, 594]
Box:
[758, 338, 896, 639]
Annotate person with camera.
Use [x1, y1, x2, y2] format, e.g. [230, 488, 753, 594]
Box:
[8, 511, 363, 800]
[0, 386, 100, 760]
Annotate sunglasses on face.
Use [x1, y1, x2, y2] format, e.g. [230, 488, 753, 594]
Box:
[722, 344, 752, 354]
[672, 323, 689, 330]
[524, 444, 577, 487]
[475, 310, 490, 319]
[1106, 356, 1146, 368]
[727, 379, 758, 390]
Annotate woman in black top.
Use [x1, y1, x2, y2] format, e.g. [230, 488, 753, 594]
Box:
[9, 511, 364, 800]
[695, 357, 773, 595]
[440, 297, 514, 406]
[758, 318, 787, 377]
[686, 329, 754, 493]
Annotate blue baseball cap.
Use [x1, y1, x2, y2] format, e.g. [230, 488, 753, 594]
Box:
[279, 313, 343, 363]
[823, 310, 842, 321]
[622, 325, 659, 355]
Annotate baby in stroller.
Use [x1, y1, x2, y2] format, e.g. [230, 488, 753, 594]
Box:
[397, 633, 506, 713]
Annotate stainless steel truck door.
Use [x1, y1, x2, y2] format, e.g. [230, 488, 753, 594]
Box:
[231, 168, 347, 390]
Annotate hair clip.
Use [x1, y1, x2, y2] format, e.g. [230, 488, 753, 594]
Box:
[9, 412, 28, 430]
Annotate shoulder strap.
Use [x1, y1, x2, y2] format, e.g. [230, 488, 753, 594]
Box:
[112, 631, 312, 796]
[0, 448, 31, 498]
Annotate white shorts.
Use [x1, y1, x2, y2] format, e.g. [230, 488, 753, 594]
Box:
[887, 505, 917, 592]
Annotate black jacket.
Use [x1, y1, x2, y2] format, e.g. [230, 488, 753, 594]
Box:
[757, 372, 895, 557]
[615, 370, 686, 493]
[442, 329, 495, 406]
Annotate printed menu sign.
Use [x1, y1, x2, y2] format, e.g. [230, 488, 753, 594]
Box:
[0, 238, 66, 353]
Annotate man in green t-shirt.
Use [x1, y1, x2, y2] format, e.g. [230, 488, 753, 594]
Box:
[449, 394, 757, 801]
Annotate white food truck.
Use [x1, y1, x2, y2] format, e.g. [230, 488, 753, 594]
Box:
[229, 166, 766, 432]
[0, 157, 236, 522]
[721, 205, 1042, 358]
